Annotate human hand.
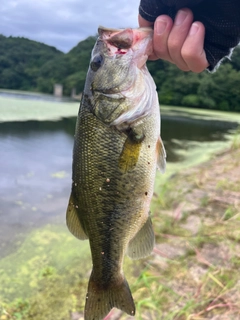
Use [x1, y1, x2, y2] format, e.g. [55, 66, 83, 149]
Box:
[139, 8, 209, 73]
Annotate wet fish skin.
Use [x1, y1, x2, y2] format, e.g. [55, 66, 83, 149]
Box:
[66, 26, 166, 320]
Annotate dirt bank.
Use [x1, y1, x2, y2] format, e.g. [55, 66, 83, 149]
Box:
[145, 145, 240, 319]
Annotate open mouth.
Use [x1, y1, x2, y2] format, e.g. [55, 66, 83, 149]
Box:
[98, 27, 133, 57]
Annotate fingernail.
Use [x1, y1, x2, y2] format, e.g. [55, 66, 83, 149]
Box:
[156, 18, 167, 35]
[175, 10, 188, 26]
[189, 22, 199, 36]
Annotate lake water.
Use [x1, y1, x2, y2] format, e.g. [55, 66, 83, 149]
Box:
[0, 111, 238, 259]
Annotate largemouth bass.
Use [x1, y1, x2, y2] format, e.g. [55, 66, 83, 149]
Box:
[66, 26, 166, 320]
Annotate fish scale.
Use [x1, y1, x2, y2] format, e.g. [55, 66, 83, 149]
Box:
[66, 26, 166, 320]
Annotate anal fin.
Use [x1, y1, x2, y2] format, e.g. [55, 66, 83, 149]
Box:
[66, 193, 88, 240]
[127, 215, 155, 260]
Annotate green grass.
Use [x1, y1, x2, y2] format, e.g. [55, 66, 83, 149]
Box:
[128, 220, 240, 319]
[0, 225, 91, 302]
[0, 96, 79, 122]
[130, 147, 240, 319]
[161, 105, 240, 124]
[231, 127, 240, 150]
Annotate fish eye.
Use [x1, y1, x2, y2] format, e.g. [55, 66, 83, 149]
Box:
[90, 54, 104, 72]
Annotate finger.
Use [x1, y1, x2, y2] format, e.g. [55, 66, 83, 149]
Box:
[151, 15, 174, 61]
[181, 22, 209, 73]
[168, 8, 194, 71]
[138, 15, 159, 60]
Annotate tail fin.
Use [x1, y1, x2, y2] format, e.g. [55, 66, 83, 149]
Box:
[84, 272, 135, 320]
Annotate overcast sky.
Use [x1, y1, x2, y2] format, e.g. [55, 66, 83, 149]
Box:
[1, 0, 140, 52]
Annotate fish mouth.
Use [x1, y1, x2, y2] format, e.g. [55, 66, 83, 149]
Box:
[98, 26, 126, 34]
[98, 26, 153, 57]
[98, 26, 133, 52]
[98, 26, 153, 37]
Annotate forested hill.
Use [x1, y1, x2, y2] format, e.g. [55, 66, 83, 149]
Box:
[37, 36, 97, 95]
[0, 35, 64, 91]
[0, 34, 96, 96]
[0, 34, 240, 111]
[148, 47, 240, 111]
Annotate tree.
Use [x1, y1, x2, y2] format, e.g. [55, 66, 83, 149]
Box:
[0, 34, 239, 112]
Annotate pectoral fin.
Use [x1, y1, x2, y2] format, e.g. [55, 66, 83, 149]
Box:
[118, 137, 142, 173]
[156, 136, 166, 173]
[66, 193, 88, 240]
[127, 215, 155, 260]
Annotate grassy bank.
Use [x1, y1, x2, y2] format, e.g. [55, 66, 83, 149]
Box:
[0, 95, 79, 122]
[133, 143, 240, 319]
